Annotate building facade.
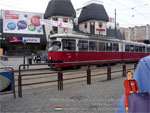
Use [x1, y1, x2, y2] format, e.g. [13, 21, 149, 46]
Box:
[44, 0, 76, 40]
[78, 2, 109, 36]
[120, 25, 150, 42]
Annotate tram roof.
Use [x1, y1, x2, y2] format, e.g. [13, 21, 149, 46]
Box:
[50, 33, 89, 39]
[50, 33, 122, 42]
[50, 33, 149, 46]
[122, 40, 147, 46]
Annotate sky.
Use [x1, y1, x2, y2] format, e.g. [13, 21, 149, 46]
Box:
[0, 0, 150, 28]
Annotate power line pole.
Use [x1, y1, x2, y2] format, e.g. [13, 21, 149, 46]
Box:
[115, 9, 117, 38]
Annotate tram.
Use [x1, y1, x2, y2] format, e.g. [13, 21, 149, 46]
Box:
[47, 33, 150, 67]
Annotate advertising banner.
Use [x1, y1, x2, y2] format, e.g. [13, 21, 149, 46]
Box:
[23, 37, 40, 43]
[40, 19, 73, 29]
[2, 10, 43, 35]
[10, 37, 40, 43]
[0, 72, 13, 92]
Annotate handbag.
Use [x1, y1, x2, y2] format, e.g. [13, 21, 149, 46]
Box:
[127, 80, 150, 113]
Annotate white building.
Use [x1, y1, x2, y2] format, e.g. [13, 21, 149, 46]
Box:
[78, 1, 109, 36]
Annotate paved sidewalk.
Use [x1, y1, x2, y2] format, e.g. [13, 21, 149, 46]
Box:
[0, 75, 125, 113]
[0, 56, 49, 71]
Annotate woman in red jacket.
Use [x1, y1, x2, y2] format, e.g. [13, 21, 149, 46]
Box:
[124, 71, 139, 113]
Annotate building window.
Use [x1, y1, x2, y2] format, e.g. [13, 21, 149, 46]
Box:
[63, 18, 68, 23]
[53, 17, 58, 21]
[84, 23, 87, 29]
[99, 22, 103, 28]
[53, 26, 58, 33]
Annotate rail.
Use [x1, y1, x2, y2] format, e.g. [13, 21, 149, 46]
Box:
[18, 58, 139, 98]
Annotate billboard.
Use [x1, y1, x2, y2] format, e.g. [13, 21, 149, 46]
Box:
[2, 10, 43, 35]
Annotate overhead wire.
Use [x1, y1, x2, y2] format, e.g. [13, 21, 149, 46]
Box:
[110, 0, 150, 20]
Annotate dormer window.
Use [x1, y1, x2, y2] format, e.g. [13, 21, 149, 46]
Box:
[84, 23, 87, 29]
[99, 22, 103, 28]
[53, 17, 58, 21]
[63, 18, 68, 23]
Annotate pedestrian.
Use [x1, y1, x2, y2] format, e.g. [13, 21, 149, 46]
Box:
[44, 55, 48, 63]
[33, 54, 37, 63]
[116, 55, 150, 113]
[124, 71, 139, 113]
[36, 54, 41, 63]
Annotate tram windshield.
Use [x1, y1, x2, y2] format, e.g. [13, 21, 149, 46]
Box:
[48, 41, 61, 51]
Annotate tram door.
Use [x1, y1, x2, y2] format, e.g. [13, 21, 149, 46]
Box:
[90, 22, 95, 34]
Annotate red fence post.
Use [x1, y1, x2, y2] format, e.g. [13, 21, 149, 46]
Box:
[18, 66, 22, 98]
[122, 63, 126, 77]
[87, 65, 91, 84]
[134, 62, 138, 71]
[107, 64, 111, 80]
[58, 64, 63, 90]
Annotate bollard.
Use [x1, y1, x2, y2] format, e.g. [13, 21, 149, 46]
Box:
[122, 64, 126, 77]
[87, 65, 91, 85]
[58, 65, 63, 90]
[18, 68, 22, 98]
[11, 69, 16, 98]
[134, 62, 138, 71]
[107, 64, 111, 80]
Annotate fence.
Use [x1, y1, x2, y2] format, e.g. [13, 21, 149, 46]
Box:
[18, 59, 139, 98]
[0, 66, 16, 98]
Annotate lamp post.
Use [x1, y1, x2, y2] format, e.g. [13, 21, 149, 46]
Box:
[23, 40, 26, 69]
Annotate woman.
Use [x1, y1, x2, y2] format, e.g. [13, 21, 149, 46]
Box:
[116, 56, 150, 113]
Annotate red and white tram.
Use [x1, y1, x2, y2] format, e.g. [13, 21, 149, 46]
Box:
[47, 33, 150, 67]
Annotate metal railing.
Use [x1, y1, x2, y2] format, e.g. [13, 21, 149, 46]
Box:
[0, 66, 16, 98]
[18, 58, 139, 98]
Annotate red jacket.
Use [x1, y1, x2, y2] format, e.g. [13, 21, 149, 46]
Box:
[124, 79, 139, 93]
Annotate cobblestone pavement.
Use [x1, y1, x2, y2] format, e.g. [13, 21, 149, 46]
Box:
[0, 74, 125, 113]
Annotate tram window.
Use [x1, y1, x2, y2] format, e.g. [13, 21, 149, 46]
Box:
[106, 42, 112, 52]
[78, 40, 88, 51]
[99, 42, 105, 51]
[113, 43, 119, 52]
[125, 45, 130, 52]
[130, 45, 134, 52]
[147, 48, 150, 53]
[134, 46, 138, 52]
[62, 39, 76, 51]
[48, 41, 61, 51]
[139, 46, 142, 52]
[89, 41, 97, 51]
[142, 46, 145, 52]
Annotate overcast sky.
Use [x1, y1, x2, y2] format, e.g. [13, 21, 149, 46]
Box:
[0, 0, 150, 28]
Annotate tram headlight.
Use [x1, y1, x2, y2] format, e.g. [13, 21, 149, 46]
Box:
[49, 57, 52, 60]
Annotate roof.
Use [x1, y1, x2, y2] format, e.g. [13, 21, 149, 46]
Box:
[44, 0, 76, 19]
[106, 29, 125, 40]
[78, 3, 109, 23]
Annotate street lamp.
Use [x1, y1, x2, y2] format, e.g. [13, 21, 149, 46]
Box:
[23, 40, 26, 69]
